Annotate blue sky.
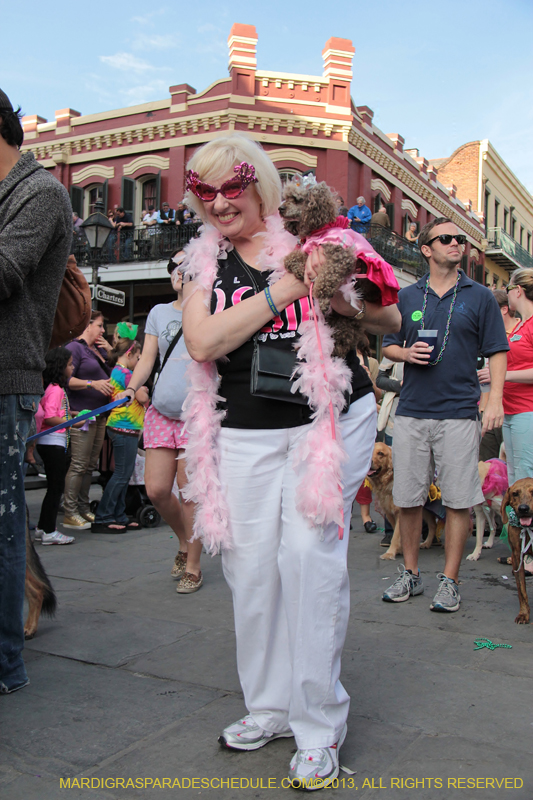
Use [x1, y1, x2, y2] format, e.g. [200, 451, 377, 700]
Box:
[3, 0, 533, 192]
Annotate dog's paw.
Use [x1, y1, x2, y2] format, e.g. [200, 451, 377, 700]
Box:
[482, 541, 494, 549]
[380, 551, 397, 560]
[466, 551, 481, 561]
[419, 540, 431, 549]
[24, 629, 36, 640]
[515, 612, 530, 625]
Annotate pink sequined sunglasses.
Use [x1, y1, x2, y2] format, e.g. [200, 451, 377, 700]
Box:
[186, 162, 257, 202]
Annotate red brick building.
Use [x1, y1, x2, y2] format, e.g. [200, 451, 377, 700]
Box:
[21, 23, 485, 322]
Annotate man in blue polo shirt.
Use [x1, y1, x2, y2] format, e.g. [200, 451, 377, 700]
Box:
[381, 217, 508, 612]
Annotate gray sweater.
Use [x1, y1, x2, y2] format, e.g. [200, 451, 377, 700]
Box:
[0, 152, 72, 395]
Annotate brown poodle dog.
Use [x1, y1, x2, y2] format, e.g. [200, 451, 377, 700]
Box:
[279, 180, 382, 357]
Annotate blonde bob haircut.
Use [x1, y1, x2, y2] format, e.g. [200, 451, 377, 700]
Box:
[184, 134, 282, 221]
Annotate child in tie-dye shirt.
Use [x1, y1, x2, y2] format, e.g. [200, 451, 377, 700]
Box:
[93, 334, 149, 533]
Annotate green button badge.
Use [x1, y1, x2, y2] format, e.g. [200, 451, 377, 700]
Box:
[411, 310, 423, 321]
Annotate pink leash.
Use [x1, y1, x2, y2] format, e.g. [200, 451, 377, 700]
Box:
[308, 282, 345, 540]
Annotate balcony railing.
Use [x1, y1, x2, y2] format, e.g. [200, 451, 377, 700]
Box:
[486, 227, 533, 272]
[71, 220, 426, 280]
[363, 224, 426, 278]
[72, 223, 202, 266]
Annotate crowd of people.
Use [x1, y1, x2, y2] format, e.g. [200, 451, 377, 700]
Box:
[3, 86, 533, 791]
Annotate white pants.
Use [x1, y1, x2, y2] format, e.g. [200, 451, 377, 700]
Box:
[219, 393, 376, 749]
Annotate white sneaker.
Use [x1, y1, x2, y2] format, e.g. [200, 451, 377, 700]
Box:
[34, 527, 44, 542]
[42, 530, 75, 546]
[219, 715, 293, 751]
[288, 724, 347, 791]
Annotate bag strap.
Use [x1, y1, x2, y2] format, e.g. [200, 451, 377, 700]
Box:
[160, 327, 183, 374]
[153, 326, 183, 392]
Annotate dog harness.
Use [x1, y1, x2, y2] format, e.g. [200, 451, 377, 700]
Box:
[296, 216, 399, 307]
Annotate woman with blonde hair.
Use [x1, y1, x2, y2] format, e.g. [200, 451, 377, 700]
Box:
[501, 267, 533, 484]
[180, 133, 400, 788]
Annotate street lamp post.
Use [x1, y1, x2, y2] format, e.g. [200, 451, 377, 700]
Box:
[80, 202, 114, 309]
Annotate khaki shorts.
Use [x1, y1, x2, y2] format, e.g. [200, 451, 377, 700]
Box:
[392, 416, 484, 509]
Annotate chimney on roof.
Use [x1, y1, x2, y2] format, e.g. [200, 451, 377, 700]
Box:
[21, 114, 47, 137]
[322, 37, 355, 111]
[228, 23, 258, 98]
[55, 108, 81, 135]
[228, 24, 258, 71]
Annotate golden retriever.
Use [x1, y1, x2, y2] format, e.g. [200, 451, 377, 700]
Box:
[366, 442, 444, 561]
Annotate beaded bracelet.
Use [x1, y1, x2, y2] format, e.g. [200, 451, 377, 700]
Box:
[264, 286, 280, 317]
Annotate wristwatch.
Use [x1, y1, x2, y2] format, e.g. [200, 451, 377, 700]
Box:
[354, 300, 366, 320]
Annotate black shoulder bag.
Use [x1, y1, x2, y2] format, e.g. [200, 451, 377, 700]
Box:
[235, 254, 307, 406]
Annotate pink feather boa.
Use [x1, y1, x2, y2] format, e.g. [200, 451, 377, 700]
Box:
[180, 215, 353, 553]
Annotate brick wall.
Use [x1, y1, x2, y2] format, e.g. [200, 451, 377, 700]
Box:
[432, 141, 480, 211]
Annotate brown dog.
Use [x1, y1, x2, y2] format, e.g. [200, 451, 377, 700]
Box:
[501, 478, 533, 624]
[24, 515, 57, 639]
[366, 443, 443, 561]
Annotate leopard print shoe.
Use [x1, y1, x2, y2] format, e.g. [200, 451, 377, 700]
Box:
[171, 551, 187, 579]
[175, 571, 203, 594]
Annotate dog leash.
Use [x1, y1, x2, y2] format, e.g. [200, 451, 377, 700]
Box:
[27, 398, 128, 443]
[308, 281, 345, 540]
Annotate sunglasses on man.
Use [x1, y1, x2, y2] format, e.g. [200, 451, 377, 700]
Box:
[425, 233, 467, 247]
[186, 162, 257, 202]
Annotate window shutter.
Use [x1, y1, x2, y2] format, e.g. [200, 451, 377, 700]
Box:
[386, 202, 395, 230]
[70, 186, 84, 217]
[121, 177, 135, 214]
[102, 180, 108, 213]
[156, 171, 161, 210]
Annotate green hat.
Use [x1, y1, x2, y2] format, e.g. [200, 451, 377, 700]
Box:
[116, 322, 138, 340]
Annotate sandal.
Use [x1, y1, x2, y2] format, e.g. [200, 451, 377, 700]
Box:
[90, 522, 127, 534]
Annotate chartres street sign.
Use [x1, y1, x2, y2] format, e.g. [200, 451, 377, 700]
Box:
[92, 285, 126, 307]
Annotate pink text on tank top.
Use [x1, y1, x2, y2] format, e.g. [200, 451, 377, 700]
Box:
[215, 287, 311, 334]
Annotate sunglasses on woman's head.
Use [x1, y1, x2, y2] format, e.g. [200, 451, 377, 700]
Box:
[426, 233, 467, 246]
[506, 284, 519, 293]
[186, 162, 257, 202]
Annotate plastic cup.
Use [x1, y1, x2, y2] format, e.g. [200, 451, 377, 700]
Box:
[417, 329, 438, 352]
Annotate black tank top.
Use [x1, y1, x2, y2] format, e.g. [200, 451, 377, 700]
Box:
[211, 250, 372, 429]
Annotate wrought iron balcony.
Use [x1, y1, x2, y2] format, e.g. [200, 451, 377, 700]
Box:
[364, 224, 426, 278]
[486, 227, 533, 272]
[71, 220, 426, 282]
[71, 222, 202, 266]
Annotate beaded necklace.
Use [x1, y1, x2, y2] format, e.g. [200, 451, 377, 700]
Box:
[420, 271, 461, 366]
